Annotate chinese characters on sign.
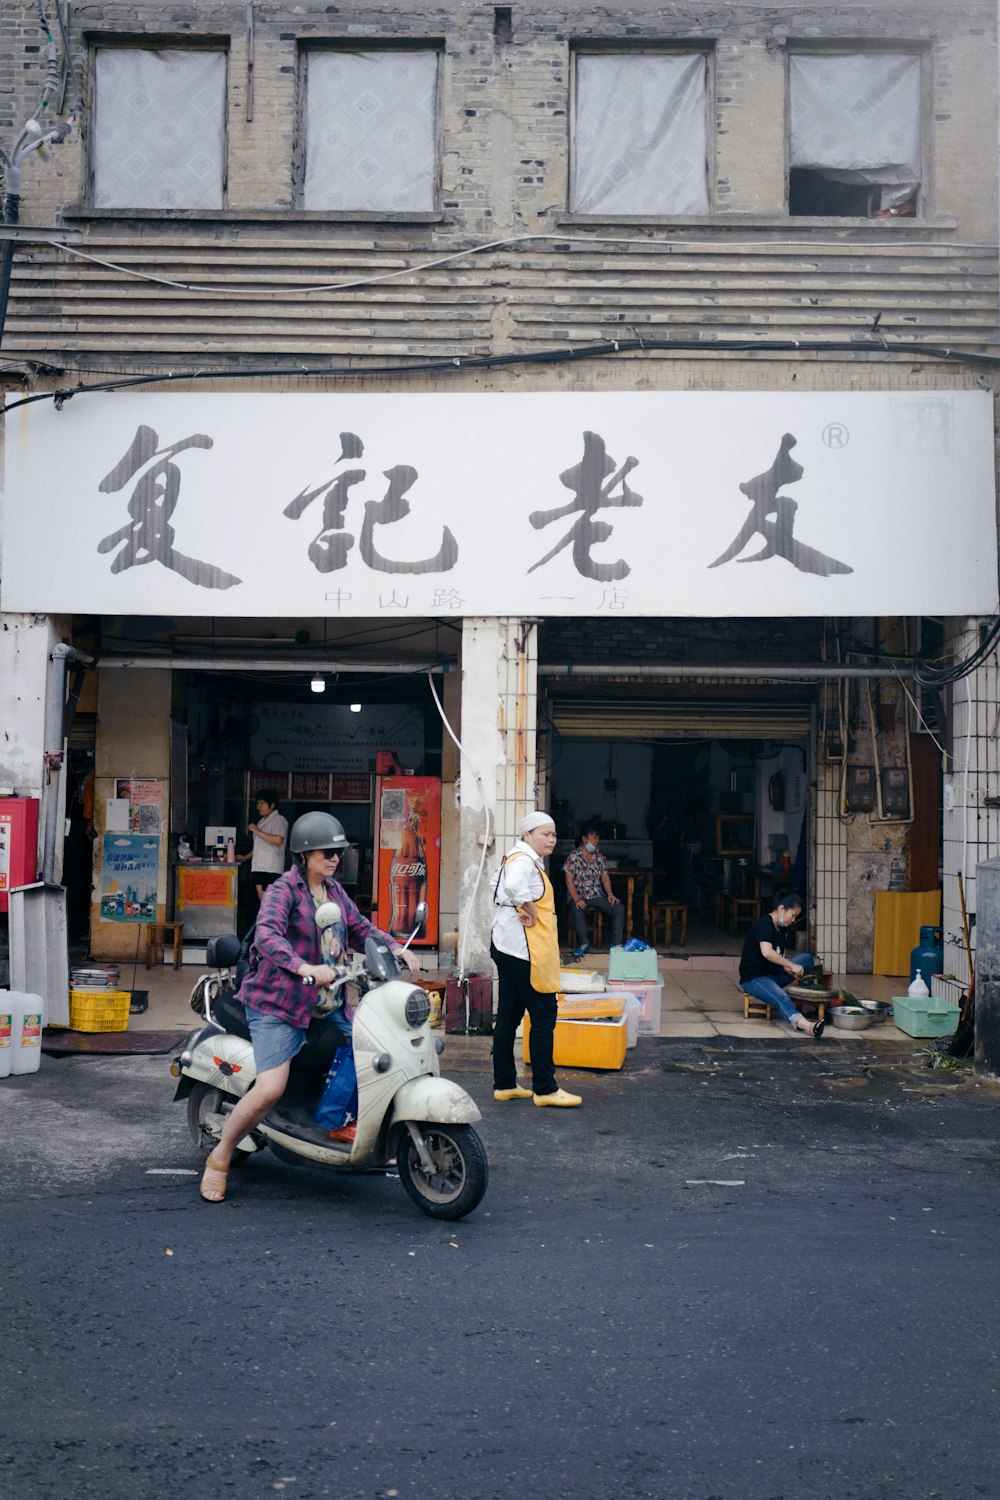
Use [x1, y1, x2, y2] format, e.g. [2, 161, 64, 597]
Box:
[709, 433, 853, 577]
[529, 431, 643, 580]
[93, 425, 850, 598]
[283, 432, 459, 576]
[98, 426, 241, 590]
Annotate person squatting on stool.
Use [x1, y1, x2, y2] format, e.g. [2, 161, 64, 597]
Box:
[739, 890, 826, 1039]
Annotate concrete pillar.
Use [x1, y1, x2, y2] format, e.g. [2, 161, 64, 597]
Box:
[92, 668, 172, 962]
[973, 855, 1000, 1075]
[0, 612, 69, 875]
[457, 617, 538, 976]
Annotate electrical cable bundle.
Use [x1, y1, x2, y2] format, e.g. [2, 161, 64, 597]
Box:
[913, 613, 1000, 689]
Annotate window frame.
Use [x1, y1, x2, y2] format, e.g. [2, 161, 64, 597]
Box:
[87, 35, 231, 212]
[784, 41, 930, 222]
[567, 41, 715, 219]
[295, 40, 445, 216]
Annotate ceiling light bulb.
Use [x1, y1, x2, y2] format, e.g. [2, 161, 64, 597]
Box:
[350, 702, 362, 713]
[310, 674, 325, 693]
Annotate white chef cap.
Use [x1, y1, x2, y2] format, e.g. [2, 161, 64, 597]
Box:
[517, 810, 556, 837]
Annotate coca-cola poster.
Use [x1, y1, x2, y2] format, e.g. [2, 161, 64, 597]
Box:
[374, 776, 441, 947]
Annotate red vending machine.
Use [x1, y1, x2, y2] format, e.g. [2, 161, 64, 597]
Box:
[0, 796, 40, 911]
[372, 776, 441, 947]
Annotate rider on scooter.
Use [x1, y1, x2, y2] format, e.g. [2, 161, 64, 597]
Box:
[199, 810, 420, 1203]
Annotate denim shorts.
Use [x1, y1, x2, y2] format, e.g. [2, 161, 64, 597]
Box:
[245, 1006, 307, 1074]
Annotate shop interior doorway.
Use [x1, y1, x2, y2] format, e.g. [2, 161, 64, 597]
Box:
[548, 735, 809, 955]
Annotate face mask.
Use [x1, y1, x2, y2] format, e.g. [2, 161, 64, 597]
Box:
[584, 841, 597, 854]
[775, 915, 784, 929]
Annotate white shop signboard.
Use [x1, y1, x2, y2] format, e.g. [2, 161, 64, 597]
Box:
[3, 389, 996, 617]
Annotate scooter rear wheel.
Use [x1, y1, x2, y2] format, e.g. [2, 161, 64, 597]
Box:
[186, 1082, 255, 1162]
[396, 1122, 488, 1220]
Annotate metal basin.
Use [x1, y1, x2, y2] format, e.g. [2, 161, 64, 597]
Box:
[831, 1008, 875, 1030]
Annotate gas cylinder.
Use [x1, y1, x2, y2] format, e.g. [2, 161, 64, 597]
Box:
[7, 990, 44, 1074]
[909, 925, 944, 991]
[0, 992, 13, 1079]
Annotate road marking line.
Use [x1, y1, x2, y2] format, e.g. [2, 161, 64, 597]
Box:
[146, 1168, 199, 1175]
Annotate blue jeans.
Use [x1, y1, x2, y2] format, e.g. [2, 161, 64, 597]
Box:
[742, 954, 816, 1029]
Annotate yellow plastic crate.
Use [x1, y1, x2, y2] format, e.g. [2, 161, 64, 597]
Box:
[69, 990, 131, 1033]
[523, 1012, 627, 1071]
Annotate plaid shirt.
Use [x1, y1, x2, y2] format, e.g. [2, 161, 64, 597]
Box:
[241, 864, 391, 1030]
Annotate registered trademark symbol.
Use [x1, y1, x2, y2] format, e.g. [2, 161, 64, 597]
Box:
[822, 422, 850, 449]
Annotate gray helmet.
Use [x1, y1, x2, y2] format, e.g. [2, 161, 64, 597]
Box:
[289, 811, 350, 855]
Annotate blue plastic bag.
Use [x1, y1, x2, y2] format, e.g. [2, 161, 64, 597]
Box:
[315, 1046, 358, 1130]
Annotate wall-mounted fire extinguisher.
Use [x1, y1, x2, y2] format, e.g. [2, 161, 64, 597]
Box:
[768, 771, 785, 811]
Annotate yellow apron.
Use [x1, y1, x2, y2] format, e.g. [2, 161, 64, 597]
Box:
[504, 852, 561, 995]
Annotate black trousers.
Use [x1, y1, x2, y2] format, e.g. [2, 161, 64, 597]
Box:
[570, 892, 626, 947]
[490, 941, 557, 1096]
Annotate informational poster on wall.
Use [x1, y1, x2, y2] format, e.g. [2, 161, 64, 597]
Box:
[113, 778, 164, 835]
[4, 389, 998, 617]
[100, 834, 161, 922]
[249, 703, 424, 776]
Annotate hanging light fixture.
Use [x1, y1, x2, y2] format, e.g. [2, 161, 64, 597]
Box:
[310, 674, 326, 694]
[349, 702, 362, 713]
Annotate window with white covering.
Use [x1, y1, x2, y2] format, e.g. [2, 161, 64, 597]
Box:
[570, 50, 710, 216]
[92, 47, 227, 210]
[788, 51, 923, 218]
[302, 49, 439, 212]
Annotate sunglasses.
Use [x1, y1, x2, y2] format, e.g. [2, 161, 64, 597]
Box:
[316, 847, 342, 858]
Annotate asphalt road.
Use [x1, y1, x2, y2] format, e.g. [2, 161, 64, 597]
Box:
[2, 1035, 999, 1500]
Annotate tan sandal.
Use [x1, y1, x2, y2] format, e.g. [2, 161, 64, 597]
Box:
[200, 1154, 229, 1203]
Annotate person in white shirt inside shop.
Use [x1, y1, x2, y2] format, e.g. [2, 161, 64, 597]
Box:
[240, 791, 289, 907]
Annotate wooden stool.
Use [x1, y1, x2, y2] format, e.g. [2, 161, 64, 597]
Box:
[564, 906, 604, 950]
[743, 992, 828, 1022]
[146, 921, 184, 970]
[729, 896, 764, 932]
[652, 901, 687, 947]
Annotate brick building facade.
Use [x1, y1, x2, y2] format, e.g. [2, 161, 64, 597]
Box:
[1, 0, 998, 982]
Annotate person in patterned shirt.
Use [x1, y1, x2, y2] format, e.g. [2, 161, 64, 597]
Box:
[563, 823, 625, 958]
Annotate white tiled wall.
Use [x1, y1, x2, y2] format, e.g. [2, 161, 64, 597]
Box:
[941, 616, 1000, 985]
[814, 760, 848, 972]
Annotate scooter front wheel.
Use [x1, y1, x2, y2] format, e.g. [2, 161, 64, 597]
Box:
[396, 1122, 488, 1220]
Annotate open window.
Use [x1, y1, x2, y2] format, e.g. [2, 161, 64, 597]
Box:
[570, 50, 710, 215]
[301, 49, 439, 212]
[788, 51, 922, 218]
[92, 47, 227, 210]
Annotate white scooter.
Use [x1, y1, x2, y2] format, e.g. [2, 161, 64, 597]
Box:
[170, 902, 488, 1219]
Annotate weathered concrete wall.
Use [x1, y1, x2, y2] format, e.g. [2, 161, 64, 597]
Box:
[91, 669, 172, 961]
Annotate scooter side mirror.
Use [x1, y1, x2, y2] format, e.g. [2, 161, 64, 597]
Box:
[414, 901, 428, 933]
[315, 901, 343, 930]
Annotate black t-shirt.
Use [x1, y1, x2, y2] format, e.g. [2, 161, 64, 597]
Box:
[739, 913, 789, 983]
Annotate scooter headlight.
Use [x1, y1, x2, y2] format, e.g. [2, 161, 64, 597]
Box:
[404, 988, 431, 1028]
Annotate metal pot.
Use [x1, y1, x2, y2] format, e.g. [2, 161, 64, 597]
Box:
[831, 1008, 875, 1030]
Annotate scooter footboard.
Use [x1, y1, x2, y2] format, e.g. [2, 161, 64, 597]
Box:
[388, 1076, 482, 1128]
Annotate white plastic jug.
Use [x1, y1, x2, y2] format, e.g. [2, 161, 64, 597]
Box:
[0, 992, 13, 1079]
[8, 990, 44, 1074]
[907, 971, 930, 1000]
